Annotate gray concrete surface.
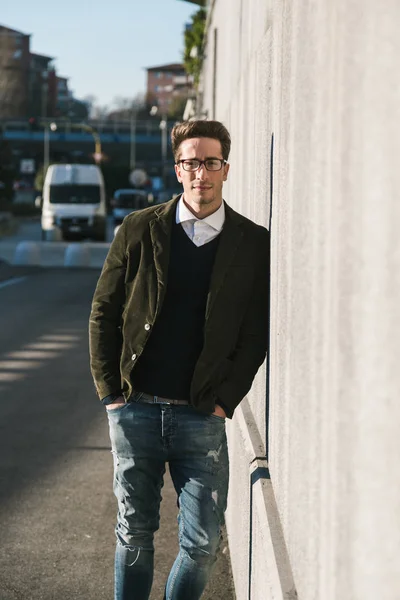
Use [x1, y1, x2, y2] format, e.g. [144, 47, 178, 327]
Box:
[0, 219, 113, 269]
[0, 266, 235, 600]
[200, 1, 400, 599]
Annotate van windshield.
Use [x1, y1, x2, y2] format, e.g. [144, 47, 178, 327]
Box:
[50, 185, 101, 204]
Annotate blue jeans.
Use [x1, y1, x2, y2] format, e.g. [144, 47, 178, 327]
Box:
[107, 395, 229, 600]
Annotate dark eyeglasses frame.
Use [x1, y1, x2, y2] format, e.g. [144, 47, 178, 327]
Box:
[177, 158, 227, 172]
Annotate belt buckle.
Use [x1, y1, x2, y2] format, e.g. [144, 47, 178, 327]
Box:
[154, 395, 170, 405]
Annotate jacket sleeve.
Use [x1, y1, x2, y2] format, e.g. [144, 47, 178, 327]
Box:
[214, 227, 270, 417]
[89, 221, 128, 399]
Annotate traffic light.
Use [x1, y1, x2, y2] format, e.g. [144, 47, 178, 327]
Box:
[28, 117, 38, 131]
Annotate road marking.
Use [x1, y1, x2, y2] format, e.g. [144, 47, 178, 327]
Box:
[0, 276, 27, 290]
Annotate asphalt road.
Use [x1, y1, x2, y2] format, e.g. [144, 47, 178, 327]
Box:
[0, 266, 235, 600]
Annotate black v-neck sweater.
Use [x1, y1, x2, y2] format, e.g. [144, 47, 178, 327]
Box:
[132, 221, 220, 399]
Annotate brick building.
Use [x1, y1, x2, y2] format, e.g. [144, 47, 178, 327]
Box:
[146, 63, 193, 115]
[28, 52, 55, 118]
[0, 23, 78, 121]
[0, 25, 30, 118]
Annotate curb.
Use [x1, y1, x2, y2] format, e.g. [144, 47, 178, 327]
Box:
[10, 241, 110, 268]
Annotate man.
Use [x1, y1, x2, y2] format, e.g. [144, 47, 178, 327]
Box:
[89, 120, 270, 600]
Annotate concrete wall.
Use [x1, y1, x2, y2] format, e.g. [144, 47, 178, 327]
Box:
[200, 1, 400, 599]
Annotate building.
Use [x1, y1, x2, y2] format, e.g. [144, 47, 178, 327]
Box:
[28, 52, 55, 119]
[54, 76, 72, 116]
[0, 25, 30, 118]
[0, 23, 84, 121]
[146, 63, 193, 115]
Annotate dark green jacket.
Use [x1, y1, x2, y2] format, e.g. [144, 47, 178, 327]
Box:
[89, 196, 270, 418]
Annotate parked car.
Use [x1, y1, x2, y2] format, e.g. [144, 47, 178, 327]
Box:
[155, 188, 182, 204]
[111, 189, 151, 226]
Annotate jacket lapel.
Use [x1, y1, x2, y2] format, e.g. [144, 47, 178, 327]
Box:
[206, 205, 243, 320]
[149, 197, 178, 318]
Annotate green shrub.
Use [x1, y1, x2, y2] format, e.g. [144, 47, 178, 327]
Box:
[184, 9, 207, 87]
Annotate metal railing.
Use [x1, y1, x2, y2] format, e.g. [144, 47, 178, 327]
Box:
[0, 118, 164, 136]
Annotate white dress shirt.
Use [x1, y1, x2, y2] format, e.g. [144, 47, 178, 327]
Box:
[176, 196, 225, 247]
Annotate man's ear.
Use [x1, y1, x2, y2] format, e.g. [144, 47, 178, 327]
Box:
[175, 164, 182, 183]
[223, 162, 230, 181]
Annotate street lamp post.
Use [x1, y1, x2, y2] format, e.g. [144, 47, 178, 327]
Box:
[150, 106, 168, 190]
[81, 125, 102, 163]
[130, 108, 137, 171]
[43, 125, 49, 175]
[41, 70, 48, 121]
[45, 121, 102, 165]
[43, 122, 57, 175]
[159, 118, 168, 190]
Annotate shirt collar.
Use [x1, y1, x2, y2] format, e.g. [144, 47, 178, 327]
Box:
[176, 196, 225, 232]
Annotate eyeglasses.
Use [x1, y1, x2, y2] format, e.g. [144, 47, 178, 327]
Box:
[177, 158, 226, 172]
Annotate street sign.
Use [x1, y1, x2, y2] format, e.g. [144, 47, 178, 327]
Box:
[130, 168, 147, 187]
[20, 159, 35, 174]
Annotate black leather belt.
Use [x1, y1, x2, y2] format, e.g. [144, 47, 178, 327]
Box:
[134, 391, 190, 406]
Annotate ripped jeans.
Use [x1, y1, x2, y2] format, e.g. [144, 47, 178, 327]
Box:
[107, 397, 229, 600]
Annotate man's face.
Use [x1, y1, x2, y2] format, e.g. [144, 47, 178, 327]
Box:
[174, 137, 230, 217]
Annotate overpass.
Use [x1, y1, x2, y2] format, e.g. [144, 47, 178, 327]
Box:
[0, 119, 173, 170]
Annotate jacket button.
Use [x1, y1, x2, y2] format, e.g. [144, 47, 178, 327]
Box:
[144, 323, 151, 331]
[131, 353, 137, 360]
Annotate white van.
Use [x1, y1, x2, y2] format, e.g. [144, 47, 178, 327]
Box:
[40, 164, 107, 241]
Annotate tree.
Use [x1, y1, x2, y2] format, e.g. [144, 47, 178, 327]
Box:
[34, 164, 47, 192]
[82, 94, 97, 116]
[57, 97, 89, 120]
[81, 93, 149, 122]
[167, 96, 187, 119]
[107, 93, 146, 121]
[82, 94, 110, 120]
[183, 9, 206, 87]
[91, 103, 110, 120]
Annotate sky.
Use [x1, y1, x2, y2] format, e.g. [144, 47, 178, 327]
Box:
[3, 0, 197, 108]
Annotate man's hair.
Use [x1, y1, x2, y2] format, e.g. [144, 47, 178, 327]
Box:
[171, 120, 231, 162]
